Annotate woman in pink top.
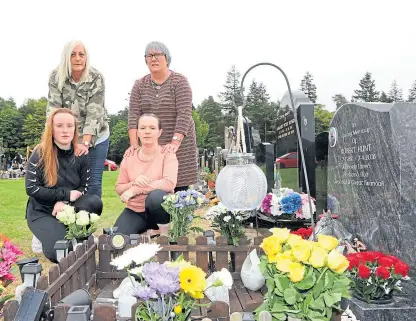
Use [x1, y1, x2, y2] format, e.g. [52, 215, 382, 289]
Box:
[114, 113, 178, 236]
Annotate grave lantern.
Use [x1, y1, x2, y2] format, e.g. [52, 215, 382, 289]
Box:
[204, 230, 215, 272]
[54, 240, 71, 262]
[66, 305, 91, 321]
[16, 257, 39, 282]
[21, 262, 42, 288]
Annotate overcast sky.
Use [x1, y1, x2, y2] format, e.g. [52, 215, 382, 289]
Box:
[1, 0, 415, 114]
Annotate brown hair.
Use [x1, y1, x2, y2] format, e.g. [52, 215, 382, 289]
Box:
[138, 113, 162, 129]
[37, 108, 78, 186]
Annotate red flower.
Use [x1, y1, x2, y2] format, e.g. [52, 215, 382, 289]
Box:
[383, 255, 400, 264]
[358, 265, 371, 279]
[347, 256, 360, 270]
[362, 251, 379, 263]
[378, 257, 395, 268]
[394, 261, 409, 277]
[375, 266, 390, 279]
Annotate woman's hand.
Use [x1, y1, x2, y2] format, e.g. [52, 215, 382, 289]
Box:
[75, 144, 89, 156]
[133, 175, 150, 187]
[163, 143, 179, 154]
[120, 188, 137, 203]
[52, 201, 66, 216]
[124, 144, 139, 158]
[70, 190, 82, 202]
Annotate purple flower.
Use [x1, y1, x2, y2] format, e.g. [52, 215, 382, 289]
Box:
[143, 262, 180, 295]
[188, 215, 193, 222]
[131, 284, 158, 300]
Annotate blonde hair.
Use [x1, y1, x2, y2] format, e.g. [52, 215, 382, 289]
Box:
[38, 108, 79, 186]
[55, 40, 91, 90]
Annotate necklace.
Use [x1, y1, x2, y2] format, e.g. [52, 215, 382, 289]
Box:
[138, 146, 160, 162]
[151, 81, 161, 98]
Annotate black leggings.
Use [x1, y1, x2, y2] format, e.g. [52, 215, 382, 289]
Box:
[114, 189, 170, 235]
[27, 194, 103, 263]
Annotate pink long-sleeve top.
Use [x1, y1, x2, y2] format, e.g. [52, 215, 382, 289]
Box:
[115, 148, 178, 213]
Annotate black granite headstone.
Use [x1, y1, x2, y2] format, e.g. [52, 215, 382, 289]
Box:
[278, 90, 316, 198]
[315, 131, 329, 214]
[328, 102, 416, 270]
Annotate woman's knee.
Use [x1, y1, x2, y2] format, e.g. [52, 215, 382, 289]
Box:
[145, 190, 168, 211]
[74, 194, 103, 215]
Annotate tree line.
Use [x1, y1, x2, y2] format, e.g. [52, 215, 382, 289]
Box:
[1, 68, 410, 164]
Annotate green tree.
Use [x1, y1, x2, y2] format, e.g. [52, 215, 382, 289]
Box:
[0, 97, 17, 111]
[218, 65, 243, 121]
[0, 106, 24, 157]
[22, 98, 47, 147]
[332, 94, 349, 109]
[314, 104, 334, 134]
[379, 91, 393, 103]
[352, 72, 379, 102]
[198, 96, 224, 149]
[407, 80, 416, 102]
[192, 110, 209, 147]
[300, 72, 317, 103]
[388, 80, 403, 102]
[108, 120, 129, 164]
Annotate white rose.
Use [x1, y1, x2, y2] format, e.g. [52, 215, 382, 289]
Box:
[63, 205, 75, 216]
[67, 211, 76, 224]
[223, 215, 231, 222]
[56, 211, 68, 224]
[76, 211, 90, 226]
[236, 216, 243, 221]
[89, 213, 100, 224]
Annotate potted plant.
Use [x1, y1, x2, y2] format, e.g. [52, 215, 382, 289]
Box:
[346, 251, 410, 304]
[110, 243, 233, 321]
[0, 234, 23, 316]
[161, 189, 205, 259]
[55, 205, 100, 248]
[256, 229, 351, 321]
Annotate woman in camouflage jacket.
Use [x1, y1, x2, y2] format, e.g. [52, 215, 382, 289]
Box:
[46, 40, 110, 198]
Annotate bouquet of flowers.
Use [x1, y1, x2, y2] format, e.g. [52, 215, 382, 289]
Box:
[110, 243, 233, 321]
[204, 202, 249, 246]
[346, 251, 410, 303]
[55, 205, 100, 240]
[0, 234, 23, 315]
[257, 228, 351, 321]
[161, 189, 205, 242]
[291, 226, 314, 239]
[260, 188, 316, 219]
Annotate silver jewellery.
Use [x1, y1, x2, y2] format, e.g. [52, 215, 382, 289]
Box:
[151, 80, 161, 98]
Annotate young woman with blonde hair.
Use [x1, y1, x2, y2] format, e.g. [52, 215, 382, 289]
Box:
[25, 108, 102, 263]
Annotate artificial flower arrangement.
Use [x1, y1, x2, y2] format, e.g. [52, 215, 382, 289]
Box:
[110, 243, 233, 321]
[0, 234, 23, 315]
[161, 189, 205, 243]
[55, 204, 101, 240]
[256, 228, 351, 321]
[204, 202, 249, 246]
[346, 251, 410, 303]
[260, 188, 316, 220]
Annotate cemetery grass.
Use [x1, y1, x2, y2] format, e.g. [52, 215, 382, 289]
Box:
[0, 171, 211, 297]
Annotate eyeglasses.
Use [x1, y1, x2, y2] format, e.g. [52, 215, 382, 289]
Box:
[145, 53, 165, 60]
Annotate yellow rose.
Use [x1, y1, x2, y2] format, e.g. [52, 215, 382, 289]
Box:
[261, 235, 282, 262]
[275, 252, 293, 273]
[269, 228, 291, 243]
[287, 234, 303, 248]
[317, 235, 339, 251]
[288, 262, 305, 283]
[291, 242, 311, 263]
[327, 250, 349, 274]
[308, 245, 328, 268]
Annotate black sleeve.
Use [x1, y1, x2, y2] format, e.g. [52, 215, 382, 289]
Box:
[77, 155, 91, 195]
[25, 150, 71, 202]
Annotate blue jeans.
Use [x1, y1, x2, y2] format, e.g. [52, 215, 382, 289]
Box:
[88, 138, 109, 198]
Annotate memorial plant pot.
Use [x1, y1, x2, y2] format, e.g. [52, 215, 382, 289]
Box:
[353, 290, 394, 304]
[169, 241, 182, 261]
[71, 237, 89, 251]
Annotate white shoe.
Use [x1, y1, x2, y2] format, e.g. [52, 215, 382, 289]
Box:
[31, 235, 43, 253]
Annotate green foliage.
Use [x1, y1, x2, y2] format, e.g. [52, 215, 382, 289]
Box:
[0, 106, 24, 156]
[198, 96, 224, 149]
[300, 72, 318, 103]
[192, 110, 208, 147]
[22, 98, 47, 148]
[108, 120, 129, 164]
[379, 91, 393, 103]
[388, 80, 403, 102]
[331, 94, 349, 109]
[407, 80, 416, 102]
[218, 65, 243, 120]
[314, 105, 334, 134]
[352, 72, 379, 102]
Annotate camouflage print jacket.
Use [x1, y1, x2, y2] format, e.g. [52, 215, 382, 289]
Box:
[46, 67, 110, 146]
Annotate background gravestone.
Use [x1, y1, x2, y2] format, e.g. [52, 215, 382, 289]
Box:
[327, 102, 416, 270]
[315, 131, 329, 214]
[278, 90, 316, 200]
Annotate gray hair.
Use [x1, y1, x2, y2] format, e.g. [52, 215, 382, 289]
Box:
[55, 40, 91, 90]
[145, 41, 171, 67]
